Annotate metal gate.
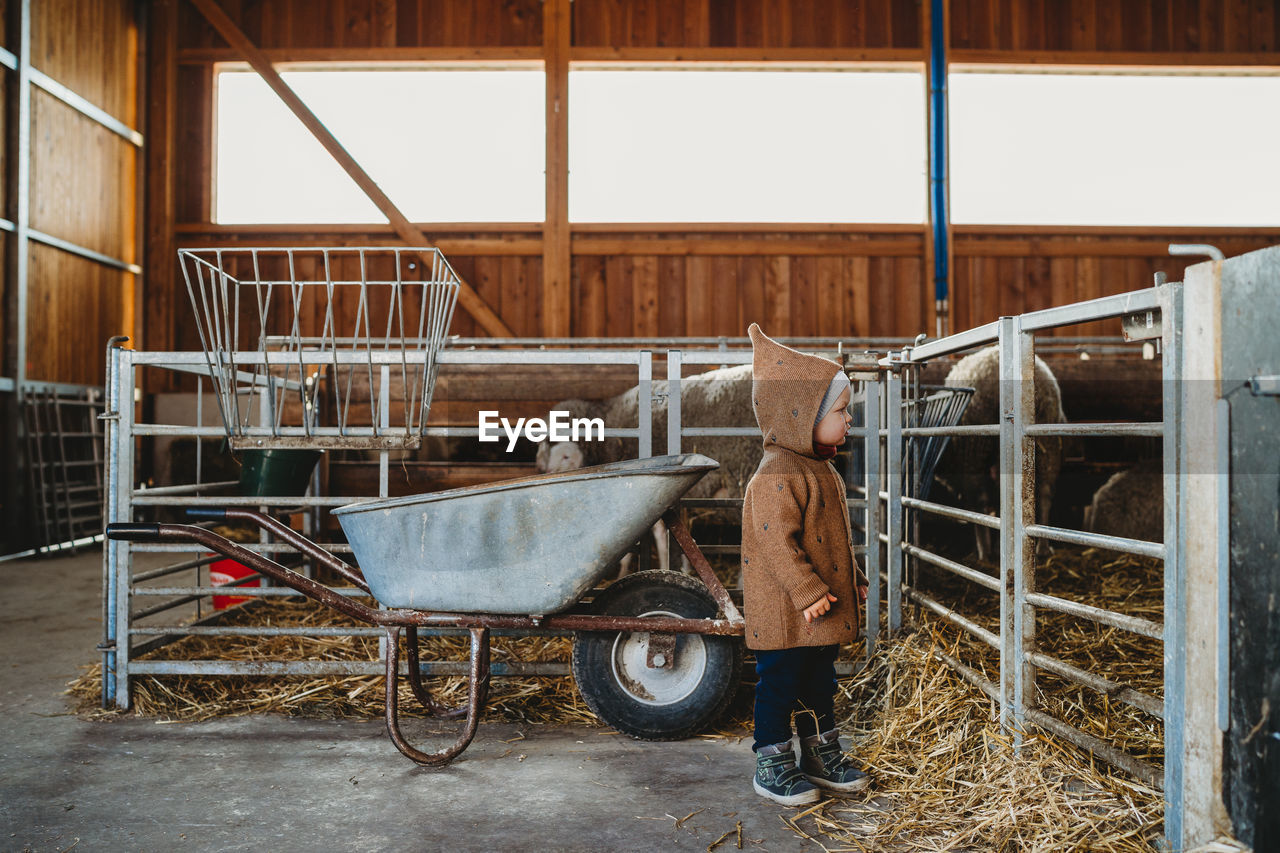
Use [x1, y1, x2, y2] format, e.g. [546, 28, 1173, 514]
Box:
[865, 246, 1277, 850]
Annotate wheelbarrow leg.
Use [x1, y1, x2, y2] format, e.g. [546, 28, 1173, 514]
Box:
[384, 625, 490, 766]
[662, 509, 743, 624]
[405, 626, 489, 719]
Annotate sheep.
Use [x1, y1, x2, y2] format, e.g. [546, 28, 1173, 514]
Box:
[1082, 459, 1163, 544]
[932, 346, 1068, 561]
[537, 364, 762, 575]
[539, 365, 760, 500]
[534, 398, 610, 472]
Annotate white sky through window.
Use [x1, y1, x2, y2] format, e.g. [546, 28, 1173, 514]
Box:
[215, 67, 1279, 227]
[569, 69, 927, 223]
[950, 72, 1280, 226]
[215, 69, 546, 223]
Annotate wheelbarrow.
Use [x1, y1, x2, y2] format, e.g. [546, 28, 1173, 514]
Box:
[106, 454, 745, 766]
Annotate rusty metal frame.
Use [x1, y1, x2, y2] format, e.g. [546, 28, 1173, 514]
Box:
[106, 506, 744, 766]
[107, 521, 744, 637]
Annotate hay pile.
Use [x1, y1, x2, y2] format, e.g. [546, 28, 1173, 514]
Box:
[68, 598, 598, 725]
[787, 545, 1164, 851]
[778, 624, 1163, 851]
[904, 546, 1165, 767]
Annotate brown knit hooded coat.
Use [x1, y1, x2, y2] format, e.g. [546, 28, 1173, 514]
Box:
[741, 323, 862, 651]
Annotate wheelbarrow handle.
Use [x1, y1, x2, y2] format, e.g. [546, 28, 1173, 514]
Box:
[106, 522, 384, 626]
[183, 507, 371, 594]
[106, 523, 163, 542]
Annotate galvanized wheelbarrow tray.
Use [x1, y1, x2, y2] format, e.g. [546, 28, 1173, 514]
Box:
[106, 454, 744, 766]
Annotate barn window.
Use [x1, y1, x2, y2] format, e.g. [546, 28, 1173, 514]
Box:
[949, 70, 1280, 227]
[214, 68, 546, 224]
[568, 69, 927, 224]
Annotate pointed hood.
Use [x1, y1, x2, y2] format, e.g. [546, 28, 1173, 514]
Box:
[748, 323, 843, 458]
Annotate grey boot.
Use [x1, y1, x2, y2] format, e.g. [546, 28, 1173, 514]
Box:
[799, 729, 870, 793]
[753, 742, 820, 806]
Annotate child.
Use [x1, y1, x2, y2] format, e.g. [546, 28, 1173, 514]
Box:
[741, 323, 870, 805]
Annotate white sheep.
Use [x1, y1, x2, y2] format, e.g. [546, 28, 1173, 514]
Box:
[933, 345, 1067, 560]
[1082, 459, 1163, 544]
[534, 398, 611, 472]
[537, 364, 762, 574]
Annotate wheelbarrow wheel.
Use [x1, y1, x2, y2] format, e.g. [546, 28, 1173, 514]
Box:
[571, 571, 742, 741]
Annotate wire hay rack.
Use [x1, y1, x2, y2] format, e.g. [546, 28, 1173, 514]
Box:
[904, 384, 974, 501]
[178, 247, 460, 450]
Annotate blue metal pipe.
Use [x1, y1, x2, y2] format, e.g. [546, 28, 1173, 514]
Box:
[928, 0, 949, 308]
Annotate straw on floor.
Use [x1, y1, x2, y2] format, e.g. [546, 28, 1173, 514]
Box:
[68, 545, 1164, 849]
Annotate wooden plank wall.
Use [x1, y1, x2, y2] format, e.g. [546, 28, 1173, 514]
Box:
[149, 0, 1279, 360]
[176, 0, 543, 49]
[15, 0, 139, 385]
[950, 0, 1278, 55]
[952, 229, 1280, 338]
[571, 0, 920, 48]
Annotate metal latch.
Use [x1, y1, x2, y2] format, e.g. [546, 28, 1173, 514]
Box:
[1249, 375, 1280, 397]
[1121, 309, 1161, 342]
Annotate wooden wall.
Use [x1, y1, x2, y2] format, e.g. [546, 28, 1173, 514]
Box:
[952, 228, 1280, 337]
[571, 1, 921, 48]
[145, 0, 1280, 358]
[177, 0, 543, 50]
[949, 0, 1278, 55]
[2, 0, 139, 386]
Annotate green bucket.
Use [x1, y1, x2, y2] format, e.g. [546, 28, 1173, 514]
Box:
[238, 449, 323, 497]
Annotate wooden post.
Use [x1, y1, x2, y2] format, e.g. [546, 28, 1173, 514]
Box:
[542, 0, 572, 337]
[143, 0, 177, 358]
[186, 0, 514, 338]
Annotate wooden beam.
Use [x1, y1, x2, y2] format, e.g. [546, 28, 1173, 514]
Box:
[186, 0, 515, 337]
[950, 49, 1280, 70]
[174, 222, 545, 235]
[542, 0, 571, 337]
[570, 238, 924, 256]
[570, 222, 928, 234]
[172, 230, 543, 256]
[953, 238, 1276, 258]
[178, 46, 544, 64]
[169, 233, 920, 257]
[569, 47, 926, 65]
[174, 221, 929, 235]
[954, 224, 1280, 237]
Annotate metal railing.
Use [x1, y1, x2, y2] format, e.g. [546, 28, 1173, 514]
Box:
[102, 339, 889, 710]
[870, 278, 1226, 846]
[876, 288, 1169, 783]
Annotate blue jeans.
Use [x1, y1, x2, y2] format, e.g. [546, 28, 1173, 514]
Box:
[752, 644, 839, 752]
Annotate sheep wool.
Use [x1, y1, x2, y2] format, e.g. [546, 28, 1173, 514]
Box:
[740, 323, 861, 651]
[540, 365, 763, 506]
[1083, 458, 1163, 543]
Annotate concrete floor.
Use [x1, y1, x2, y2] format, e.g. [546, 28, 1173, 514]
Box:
[0, 549, 823, 852]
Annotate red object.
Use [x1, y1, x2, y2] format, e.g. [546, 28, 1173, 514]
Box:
[209, 557, 259, 609]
